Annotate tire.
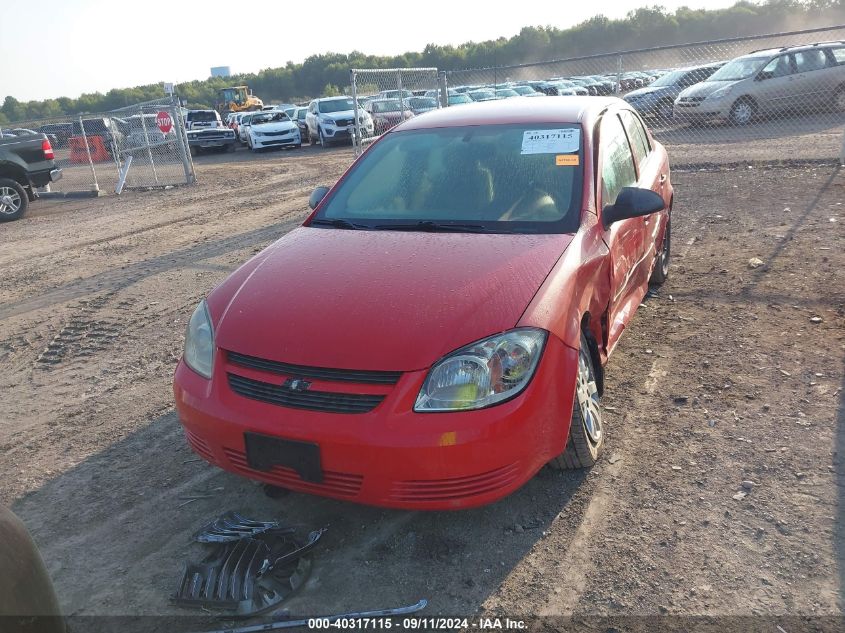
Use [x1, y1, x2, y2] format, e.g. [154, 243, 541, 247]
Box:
[295, 143, 302, 149]
[189, 146, 197, 157]
[834, 85, 845, 112]
[303, 128, 311, 144]
[549, 332, 604, 470]
[0, 178, 29, 222]
[318, 127, 329, 148]
[649, 209, 671, 285]
[729, 98, 756, 126]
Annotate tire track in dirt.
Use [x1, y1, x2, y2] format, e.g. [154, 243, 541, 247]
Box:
[0, 216, 302, 320]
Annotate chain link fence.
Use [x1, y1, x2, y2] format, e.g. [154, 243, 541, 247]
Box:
[350, 68, 442, 154]
[5, 96, 195, 197]
[442, 25, 845, 166]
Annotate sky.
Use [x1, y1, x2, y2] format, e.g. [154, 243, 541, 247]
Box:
[0, 0, 739, 102]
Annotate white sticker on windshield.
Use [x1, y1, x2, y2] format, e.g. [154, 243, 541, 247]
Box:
[521, 129, 580, 155]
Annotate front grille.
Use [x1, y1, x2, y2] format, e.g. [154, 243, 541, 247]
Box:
[679, 96, 705, 103]
[334, 118, 353, 126]
[223, 448, 363, 497]
[228, 373, 384, 414]
[192, 131, 231, 139]
[227, 351, 401, 385]
[388, 463, 520, 503]
[263, 130, 294, 137]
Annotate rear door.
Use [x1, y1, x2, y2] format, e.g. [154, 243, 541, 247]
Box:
[792, 49, 831, 109]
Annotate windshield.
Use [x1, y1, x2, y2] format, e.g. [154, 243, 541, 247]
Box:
[188, 111, 217, 122]
[251, 112, 291, 124]
[371, 100, 404, 113]
[512, 86, 535, 95]
[469, 90, 495, 100]
[314, 124, 583, 234]
[496, 89, 519, 98]
[708, 56, 768, 81]
[649, 69, 685, 87]
[318, 98, 354, 113]
[448, 94, 472, 105]
[409, 97, 437, 109]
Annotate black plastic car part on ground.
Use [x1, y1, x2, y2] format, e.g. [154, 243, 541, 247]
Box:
[173, 521, 324, 616]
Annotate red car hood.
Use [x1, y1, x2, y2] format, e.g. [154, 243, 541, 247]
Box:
[210, 227, 572, 371]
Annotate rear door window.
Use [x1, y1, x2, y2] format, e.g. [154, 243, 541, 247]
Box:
[793, 50, 828, 73]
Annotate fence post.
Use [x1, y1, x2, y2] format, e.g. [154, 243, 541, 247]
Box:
[351, 69, 362, 156]
[139, 108, 160, 185]
[615, 55, 623, 95]
[840, 126, 845, 166]
[79, 117, 100, 193]
[439, 71, 449, 108]
[172, 97, 195, 184]
[397, 70, 406, 120]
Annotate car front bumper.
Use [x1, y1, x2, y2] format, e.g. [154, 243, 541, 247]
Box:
[673, 96, 732, 121]
[251, 132, 301, 148]
[173, 334, 578, 510]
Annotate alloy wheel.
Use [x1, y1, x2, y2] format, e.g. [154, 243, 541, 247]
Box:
[0, 187, 22, 216]
[732, 101, 753, 125]
[575, 346, 602, 446]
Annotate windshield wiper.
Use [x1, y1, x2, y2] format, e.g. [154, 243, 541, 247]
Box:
[373, 221, 490, 233]
[309, 218, 371, 230]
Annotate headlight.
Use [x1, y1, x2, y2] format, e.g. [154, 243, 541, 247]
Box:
[184, 300, 215, 379]
[322, 118, 335, 127]
[707, 86, 732, 100]
[414, 328, 547, 412]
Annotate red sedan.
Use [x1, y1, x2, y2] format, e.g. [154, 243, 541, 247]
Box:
[174, 97, 673, 510]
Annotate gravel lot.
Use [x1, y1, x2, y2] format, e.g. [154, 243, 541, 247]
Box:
[1, 146, 843, 630]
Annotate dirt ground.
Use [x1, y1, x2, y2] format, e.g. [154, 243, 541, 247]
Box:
[1, 145, 844, 630]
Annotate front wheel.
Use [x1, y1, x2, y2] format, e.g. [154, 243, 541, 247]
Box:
[834, 85, 845, 112]
[549, 332, 604, 470]
[0, 178, 28, 222]
[729, 98, 756, 125]
[318, 128, 329, 148]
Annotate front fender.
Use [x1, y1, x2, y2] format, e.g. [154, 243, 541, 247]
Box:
[518, 215, 611, 358]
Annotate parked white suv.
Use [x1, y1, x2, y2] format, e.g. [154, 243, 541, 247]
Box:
[305, 97, 374, 147]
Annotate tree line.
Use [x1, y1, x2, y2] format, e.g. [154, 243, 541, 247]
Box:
[2, 0, 844, 124]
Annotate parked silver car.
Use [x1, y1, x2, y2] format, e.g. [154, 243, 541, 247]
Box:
[674, 41, 845, 125]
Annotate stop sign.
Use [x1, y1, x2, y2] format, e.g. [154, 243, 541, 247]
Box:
[156, 111, 173, 134]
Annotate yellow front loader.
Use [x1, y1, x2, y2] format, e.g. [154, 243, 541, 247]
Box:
[217, 86, 264, 114]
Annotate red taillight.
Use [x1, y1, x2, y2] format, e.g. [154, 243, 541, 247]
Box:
[42, 138, 55, 160]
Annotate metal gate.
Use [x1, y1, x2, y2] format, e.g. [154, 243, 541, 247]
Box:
[10, 95, 195, 197]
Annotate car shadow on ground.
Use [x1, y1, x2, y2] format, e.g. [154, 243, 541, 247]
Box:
[652, 110, 845, 145]
[12, 410, 588, 629]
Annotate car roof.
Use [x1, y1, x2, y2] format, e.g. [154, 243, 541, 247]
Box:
[398, 96, 619, 131]
[745, 40, 844, 57]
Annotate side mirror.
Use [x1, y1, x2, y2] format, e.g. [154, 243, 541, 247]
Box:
[309, 186, 330, 210]
[603, 187, 664, 228]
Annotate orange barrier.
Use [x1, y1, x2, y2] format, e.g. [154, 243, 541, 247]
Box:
[68, 135, 111, 164]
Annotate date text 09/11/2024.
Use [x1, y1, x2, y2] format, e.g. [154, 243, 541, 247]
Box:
[307, 618, 528, 630]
